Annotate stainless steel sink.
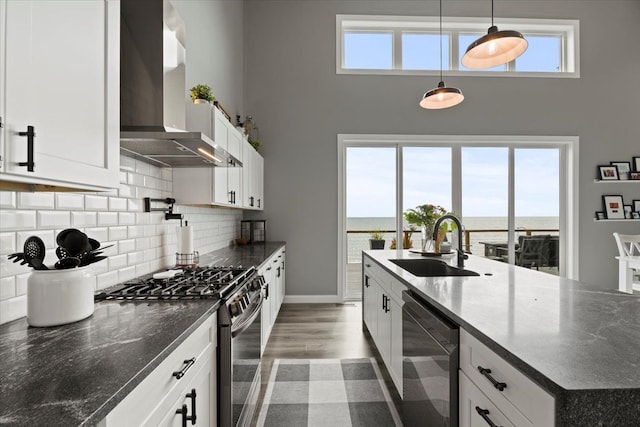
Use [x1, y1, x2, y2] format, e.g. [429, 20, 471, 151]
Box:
[390, 258, 480, 277]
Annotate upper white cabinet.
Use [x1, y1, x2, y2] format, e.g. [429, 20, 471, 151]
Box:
[0, 0, 120, 191]
[176, 104, 264, 210]
[241, 137, 264, 210]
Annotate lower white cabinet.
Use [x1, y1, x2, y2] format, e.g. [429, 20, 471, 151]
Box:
[260, 247, 285, 355]
[362, 254, 404, 393]
[459, 328, 555, 427]
[460, 371, 515, 427]
[102, 313, 217, 427]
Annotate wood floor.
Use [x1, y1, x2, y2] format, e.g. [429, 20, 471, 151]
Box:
[251, 302, 378, 426]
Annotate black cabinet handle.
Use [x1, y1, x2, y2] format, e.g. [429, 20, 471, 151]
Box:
[264, 283, 269, 299]
[18, 125, 35, 172]
[475, 406, 501, 427]
[365, 263, 371, 267]
[364, 275, 370, 288]
[249, 196, 254, 207]
[186, 388, 197, 425]
[477, 366, 507, 391]
[277, 266, 281, 278]
[257, 199, 261, 208]
[383, 294, 390, 313]
[173, 357, 196, 379]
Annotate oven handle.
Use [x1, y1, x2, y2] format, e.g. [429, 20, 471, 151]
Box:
[231, 295, 263, 338]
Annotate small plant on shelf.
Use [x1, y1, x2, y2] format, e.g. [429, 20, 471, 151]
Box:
[189, 84, 215, 104]
[248, 137, 262, 152]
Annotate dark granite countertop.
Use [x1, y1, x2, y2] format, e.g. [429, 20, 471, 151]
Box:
[364, 249, 640, 426]
[0, 242, 284, 427]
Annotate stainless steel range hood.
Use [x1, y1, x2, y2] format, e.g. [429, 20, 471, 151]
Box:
[120, 0, 240, 168]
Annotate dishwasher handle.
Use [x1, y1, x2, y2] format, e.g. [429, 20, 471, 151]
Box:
[402, 290, 458, 352]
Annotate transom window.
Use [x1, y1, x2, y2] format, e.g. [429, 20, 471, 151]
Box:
[337, 15, 579, 77]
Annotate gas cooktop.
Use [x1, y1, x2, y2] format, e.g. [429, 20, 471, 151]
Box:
[95, 266, 256, 301]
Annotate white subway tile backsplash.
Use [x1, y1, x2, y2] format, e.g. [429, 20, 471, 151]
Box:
[109, 197, 127, 211]
[17, 193, 55, 210]
[85, 195, 109, 211]
[118, 266, 137, 282]
[85, 227, 109, 243]
[108, 254, 127, 270]
[118, 239, 136, 254]
[38, 211, 70, 229]
[0, 276, 16, 300]
[109, 226, 128, 241]
[0, 192, 17, 209]
[0, 233, 16, 255]
[0, 163, 243, 324]
[119, 170, 128, 184]
[2, 211, 37, 230]
[72, 212, 97, 227]
[98, 212, 118, 226]
[119, 212, 136, 225]
[56, 194, 84, 210]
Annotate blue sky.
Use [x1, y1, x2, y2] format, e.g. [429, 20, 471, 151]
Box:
[346, 147, 560, 218]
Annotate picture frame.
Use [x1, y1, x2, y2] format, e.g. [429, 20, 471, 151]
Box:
[633, 200, 640, 213]
[595, 211, 606, 220]
[632, 212, 640, 220]
[634, 156, 640, 172]
[611, 161, 631, 180]
[624, 205, 633, 219]
[630, 172, 640, 180]
[602, 195, 625, 219]
[598, 165, 619, 180]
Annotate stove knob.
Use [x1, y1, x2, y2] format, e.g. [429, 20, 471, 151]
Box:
[242, 294, 251, 307]
[229, 302, 241, 317]
[238, 295, 247, 310]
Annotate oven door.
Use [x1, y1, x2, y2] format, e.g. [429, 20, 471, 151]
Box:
[219, 291, 263, 427]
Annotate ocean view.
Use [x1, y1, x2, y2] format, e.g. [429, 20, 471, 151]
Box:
[346, 216, 559, 263]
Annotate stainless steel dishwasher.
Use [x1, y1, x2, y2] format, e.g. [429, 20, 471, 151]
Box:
[402, 290, 459, 427]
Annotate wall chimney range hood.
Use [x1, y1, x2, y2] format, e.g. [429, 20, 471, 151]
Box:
[120, 0, 240, 168]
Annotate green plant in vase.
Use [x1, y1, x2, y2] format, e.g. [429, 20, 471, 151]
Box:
[403, 204, 455, 252]
[369, 229, 385, 250]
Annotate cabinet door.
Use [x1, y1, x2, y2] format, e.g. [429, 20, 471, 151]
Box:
[459, 371, 515, 427]
[362, 273, 377, 336]
[377, 290, 392, 367]
[253, 151, 264, 210]
[156, 352, 215, 427]
[241, 139, 253, 208]
[2, 0, 119, 190]
[389, 297, 403, 392]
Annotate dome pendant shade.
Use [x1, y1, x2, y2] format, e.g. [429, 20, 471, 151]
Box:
[420, 81, 464, 109]
[462, 25, 528, 69]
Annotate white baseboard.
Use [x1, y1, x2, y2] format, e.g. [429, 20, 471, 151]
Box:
[283, 295, 342, 304]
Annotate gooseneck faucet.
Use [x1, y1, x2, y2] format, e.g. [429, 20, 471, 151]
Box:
[433, 214, 467, 268]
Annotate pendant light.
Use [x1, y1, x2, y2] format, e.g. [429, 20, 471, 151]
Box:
[420, 0, 463, 110]
[461, 0, 528, 69]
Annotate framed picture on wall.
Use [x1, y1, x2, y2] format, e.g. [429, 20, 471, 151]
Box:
[624, 205, 633, 219]
[631, 172, 640, 180]
[632, 212, 640, 219]
[633, 200, 640, 212]
[599, 165, 619, 180]
[634, 156, 640, 172]
[611, 161, 631, 180]
[595, 211, 606, 220]
[602, 195, 625, 219]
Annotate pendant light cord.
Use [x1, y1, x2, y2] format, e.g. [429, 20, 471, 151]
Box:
[439, 0, 443, 82]
[491, 0, 494, 26]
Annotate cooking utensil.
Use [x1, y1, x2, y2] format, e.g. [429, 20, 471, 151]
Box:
[23, 236, 47, 270]
[54, 257, 81, 269]
[58, 229, 90, 257]
[56, 246, 69, 259]
[7, 252, 27, 265]
[88, 238, 101, 251]
[80, 255, 107, 267]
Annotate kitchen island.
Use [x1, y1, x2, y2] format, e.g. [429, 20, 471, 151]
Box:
[0, 242, 285, 426]
[364, 249, 640, 426]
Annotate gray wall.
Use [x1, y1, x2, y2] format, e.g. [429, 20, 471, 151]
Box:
[243, 0, 640, 296]
[173, 0, 244, 117]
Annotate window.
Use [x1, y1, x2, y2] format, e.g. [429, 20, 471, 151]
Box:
[337, 15, 579, 77]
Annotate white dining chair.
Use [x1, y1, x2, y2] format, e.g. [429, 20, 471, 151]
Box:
[612, 232, 640, 293]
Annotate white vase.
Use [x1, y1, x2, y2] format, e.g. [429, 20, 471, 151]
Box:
[27, 266, 94, 327]
[193, 99, 210, 104]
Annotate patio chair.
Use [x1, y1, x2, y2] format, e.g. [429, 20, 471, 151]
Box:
[515, 235, 551, 270]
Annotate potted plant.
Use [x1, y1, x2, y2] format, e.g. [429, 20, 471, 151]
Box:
[248, 137, 262, 152]
[369, 229, 385, 250]
[403, 204, 453, 252]
[189, 84, 215, 104]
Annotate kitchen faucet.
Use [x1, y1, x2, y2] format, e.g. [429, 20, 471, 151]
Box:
[433, 214, 468, 268]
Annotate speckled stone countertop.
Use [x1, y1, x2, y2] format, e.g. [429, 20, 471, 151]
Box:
[0, 242, 284, 427]
[365, 250, 640, 426]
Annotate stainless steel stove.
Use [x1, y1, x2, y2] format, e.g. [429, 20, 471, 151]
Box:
[95, 266, 256, 301]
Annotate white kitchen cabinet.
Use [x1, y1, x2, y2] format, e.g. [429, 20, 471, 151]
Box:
[459, 328, 555, 427]
[0, 0, 119, 191]
[240, 138, 264, 210]
[103, 313, 217, 427]
[259, 247, 286, 355]
[362, 254, 403, 393]
[459, 371, 515, 427]
[178, 104, 243, 207]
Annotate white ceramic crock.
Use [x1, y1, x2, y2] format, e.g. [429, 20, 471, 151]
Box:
[27, 266, 94, 327]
